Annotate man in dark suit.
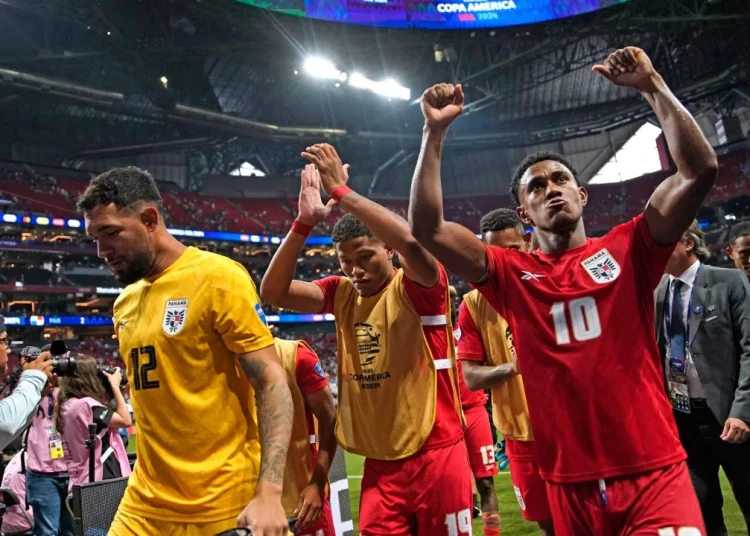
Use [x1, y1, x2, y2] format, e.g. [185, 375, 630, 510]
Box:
[726, 221, 750, 282]
[656, 220, 750, 536]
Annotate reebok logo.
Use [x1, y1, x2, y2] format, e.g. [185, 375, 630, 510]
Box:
[521, 271, 546, 282]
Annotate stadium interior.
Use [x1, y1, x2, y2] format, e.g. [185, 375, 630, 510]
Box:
[0, 0, 749, 533]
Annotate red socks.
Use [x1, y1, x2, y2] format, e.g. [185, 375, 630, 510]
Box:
[482, 511, 501, 536]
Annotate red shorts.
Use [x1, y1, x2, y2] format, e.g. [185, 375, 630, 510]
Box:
[359, 440, 473, 536]
[463, 404, 499, 479]
[505, 438, 551, 523]
[546, 462, 706, 536]
[297, 500, 335, 536]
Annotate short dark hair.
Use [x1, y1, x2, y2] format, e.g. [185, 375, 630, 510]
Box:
[479, 208, 523, 234]
[510, 151, 578, 206]
[729, 222, 750, 244]
[76, 166, 163, 213]
[331, 213, 374, 244]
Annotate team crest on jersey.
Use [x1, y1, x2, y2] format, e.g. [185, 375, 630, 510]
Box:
[163, 299, 188, 335]
[581, 248, 621, 285]
[314, 362, 326, 378]
[354, 322, 381, 367]
[453, 327, 462, 342]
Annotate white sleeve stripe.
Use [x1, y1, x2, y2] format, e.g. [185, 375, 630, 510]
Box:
[420, 315, 447, 326]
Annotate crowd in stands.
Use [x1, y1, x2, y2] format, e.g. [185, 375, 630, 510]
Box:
[1, 148, 749, 238]
[1, 148, 749, 387]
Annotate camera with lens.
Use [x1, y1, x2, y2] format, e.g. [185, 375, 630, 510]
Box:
[19, 342, 127, 387]
[21, 340, 77, 377]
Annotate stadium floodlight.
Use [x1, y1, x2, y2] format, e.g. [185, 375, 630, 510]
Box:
[372, 79, 410, 101]
[348, 72, 370, 89]
[303, 57, 347, 82]
[348, 73, 410, 101]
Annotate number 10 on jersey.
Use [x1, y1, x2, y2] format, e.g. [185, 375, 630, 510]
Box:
[549, 297, 602, 345]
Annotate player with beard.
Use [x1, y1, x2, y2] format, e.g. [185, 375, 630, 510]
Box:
[78, 167, 293, 536]
[457, 209, 555, 535]
[261, 156, 471, 536]
[409, 47, 718, 535]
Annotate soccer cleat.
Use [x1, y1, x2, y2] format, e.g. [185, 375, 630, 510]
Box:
[494, 440, 505, 461]
[498, 456, 509, 471]
[473, 494, 481, 518]
[495, 439, 509, 470]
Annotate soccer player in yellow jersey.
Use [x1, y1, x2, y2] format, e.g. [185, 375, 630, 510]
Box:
[77, 166, 293, 536]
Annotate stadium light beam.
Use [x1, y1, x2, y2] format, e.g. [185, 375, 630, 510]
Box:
[303, 57, 347, 82]
[348, 73, 410, 101]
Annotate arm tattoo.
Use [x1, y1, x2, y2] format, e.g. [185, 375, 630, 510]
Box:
[239, 356, 294, 488]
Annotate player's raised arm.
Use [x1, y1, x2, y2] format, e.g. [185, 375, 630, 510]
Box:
[295, 384, 337, 529]
[593, 47, 718, 246]
[260, 165, 336, 313]
[302, 143, 440, 288]
[408, 84, 489, 283]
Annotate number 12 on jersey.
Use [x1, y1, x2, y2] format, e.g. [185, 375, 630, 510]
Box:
[130, 345, 160, 391]
[549, 297, 602, 345]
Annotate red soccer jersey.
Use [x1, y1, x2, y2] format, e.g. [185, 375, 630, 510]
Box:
[473, 214, 685, 483]
[295, 343, 329, 462]
[314, 267, 464, 450]
[454, 305, 488, 409]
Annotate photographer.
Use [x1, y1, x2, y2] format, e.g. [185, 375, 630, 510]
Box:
[55, 355, 131, 488]
[0, 316, 53, 450]
[21, 349, 75, 536]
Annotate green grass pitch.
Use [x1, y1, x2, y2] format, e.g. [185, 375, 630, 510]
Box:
[343, 451, 746, 535]
[127, 435, 745, 534]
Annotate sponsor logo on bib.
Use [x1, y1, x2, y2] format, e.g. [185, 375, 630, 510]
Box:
[354, 322, 381, 367]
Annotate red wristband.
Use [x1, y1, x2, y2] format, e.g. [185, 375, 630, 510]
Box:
[291, 219, 314, 237]
[331, 185, 353, 202]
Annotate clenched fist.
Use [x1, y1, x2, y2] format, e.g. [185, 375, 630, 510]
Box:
[420, 83, 464, 130]
[592, 47, 661, 93]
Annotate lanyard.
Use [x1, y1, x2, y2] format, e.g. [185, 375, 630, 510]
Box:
[37, 394, 54, 421]
[664, 263, 701, 355]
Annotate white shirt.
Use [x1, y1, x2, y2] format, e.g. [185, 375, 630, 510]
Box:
[666, 259, 705, 398]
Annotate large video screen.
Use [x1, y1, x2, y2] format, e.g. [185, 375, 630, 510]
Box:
[237, 0, 626, 29]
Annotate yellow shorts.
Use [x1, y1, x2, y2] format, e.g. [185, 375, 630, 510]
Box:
[107, 509, 236, 536]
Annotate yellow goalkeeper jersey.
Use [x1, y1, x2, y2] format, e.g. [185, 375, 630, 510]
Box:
[113, 246, 274, 522]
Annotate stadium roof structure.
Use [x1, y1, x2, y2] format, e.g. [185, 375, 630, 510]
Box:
[0, 0, 748, 191]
